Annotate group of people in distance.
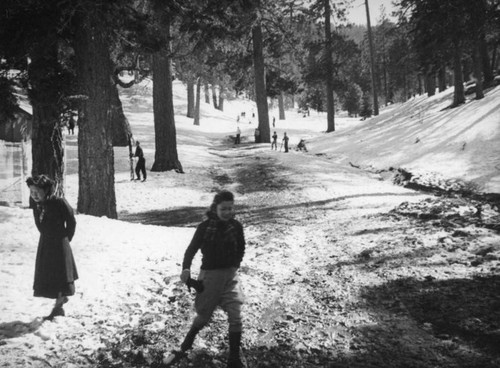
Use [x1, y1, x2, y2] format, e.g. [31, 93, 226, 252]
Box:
[235, 113, 308, 154]
[236, 126, 305, 154]
[25, 174, 247, 368]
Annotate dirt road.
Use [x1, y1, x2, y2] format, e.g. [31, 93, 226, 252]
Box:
[119, 139, 500, 367]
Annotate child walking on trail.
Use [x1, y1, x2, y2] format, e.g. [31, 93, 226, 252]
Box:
[26, 175, 78, 321]
[164, 190, 247, 368]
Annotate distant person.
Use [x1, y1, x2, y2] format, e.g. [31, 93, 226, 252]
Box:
[272, 116, 276, 128]
[132, 141, 147, 181]
[296, 139, 308, 152]
[26, 175, 78, 321]
[164, 190, 247, 368]
[282, 132, 289, 153]
[236, 115, 240, 123]
[68, 115, 75, 135]
[254, 127, 260, 143]
[235, 126, 241, 145]
[271, 131, 278, 150]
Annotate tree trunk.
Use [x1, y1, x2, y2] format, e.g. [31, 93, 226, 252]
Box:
[218, 84, 224, 111]
[438, 66, 447, 92]
[383, 57, 388, 105]
[187, 80, 195, 118]
[324, 0, 335, 132]
[452, 41, 465, 107]
[28, 43, 65, 198]
[417, 74, 424, 95]
[111, 85, 132, 147]
[278, 92, 285, 120]
[426, 72, 436, 97]
[204, 82, 210, 104]
[74, 11, 117, 218]
[365, 0, 379, 116]
[403, 65, 408, 101]
[480, 35, 493, 85]
[491, 45, 498, 76]
[150, 21, 183, 173]
[473, 43, 484, 100]
[194, 77, 201, 126]
[211, 84, 218, 109]
[252, 23, 270, 143]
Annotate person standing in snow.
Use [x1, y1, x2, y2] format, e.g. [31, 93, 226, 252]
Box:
[271, 131, 278, 150]
[282, 132, 289, 153]
[132, 140, 147, 181]
[26, 175, 78, 321]
[67, 114, 75, 135]
[164, 190, 247, 368]
[235, 126, 241, 145]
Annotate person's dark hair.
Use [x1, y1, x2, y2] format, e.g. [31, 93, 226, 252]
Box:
[26, 175, 54, 194]
[209, 190, 234, 213]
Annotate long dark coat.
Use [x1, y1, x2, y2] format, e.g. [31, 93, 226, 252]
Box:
[32, 196, 78, 299]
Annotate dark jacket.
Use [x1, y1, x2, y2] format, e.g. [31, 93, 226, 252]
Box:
[134, 146, 145, 161]
[32, 196, 78, 298]
[183, 218, 245, 270]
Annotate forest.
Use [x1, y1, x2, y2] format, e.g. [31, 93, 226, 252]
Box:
[0, 0, 499, 219]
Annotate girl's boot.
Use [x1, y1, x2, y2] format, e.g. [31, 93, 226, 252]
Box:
[163, 326, 201, 366]
[180, 325, 201, 352]
[227, 331, 246, 368]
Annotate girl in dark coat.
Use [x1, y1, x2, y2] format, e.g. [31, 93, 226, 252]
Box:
[164, 190, 247, 368]
[26, 175, 78, 321]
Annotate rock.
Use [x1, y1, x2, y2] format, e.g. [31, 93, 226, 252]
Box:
[451, 229, 470, 237]
[474, 246, 494, 257]
[470, 259, 484, 267]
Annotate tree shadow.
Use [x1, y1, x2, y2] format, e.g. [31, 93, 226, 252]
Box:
[0, 319, 43, 340]
[237, 192, 424, 226]
[328, 246, 438, 270]
[118, 191, 424, 228]
[360, 275, 500, 365]
[118, 206, 207, 227]
[233, 158, 292, 194]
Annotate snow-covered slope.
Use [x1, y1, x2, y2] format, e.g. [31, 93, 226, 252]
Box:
[310, 86, 500, 194]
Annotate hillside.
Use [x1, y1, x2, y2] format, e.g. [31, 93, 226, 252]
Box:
[310, 86, 500, 195]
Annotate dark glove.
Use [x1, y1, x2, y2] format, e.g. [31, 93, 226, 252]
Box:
[186, 277, 204, 293]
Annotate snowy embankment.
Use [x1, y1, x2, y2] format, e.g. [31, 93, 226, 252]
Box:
[310, 86, 500, 195]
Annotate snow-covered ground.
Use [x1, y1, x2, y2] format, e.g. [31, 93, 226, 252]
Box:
[311, 86, 500, 194]
[0, 81, 499, 367]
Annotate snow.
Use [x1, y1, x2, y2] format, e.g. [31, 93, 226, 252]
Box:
[1, 80, 499, 366]
[311, 87, 500, 193]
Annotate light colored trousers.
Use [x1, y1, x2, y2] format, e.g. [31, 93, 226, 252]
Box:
[192, 267, 244, 332]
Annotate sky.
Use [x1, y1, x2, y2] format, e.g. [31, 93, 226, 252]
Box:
[345, 0, 397, 25]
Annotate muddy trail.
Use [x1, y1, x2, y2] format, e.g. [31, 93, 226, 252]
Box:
[112, 139, 500, 368]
